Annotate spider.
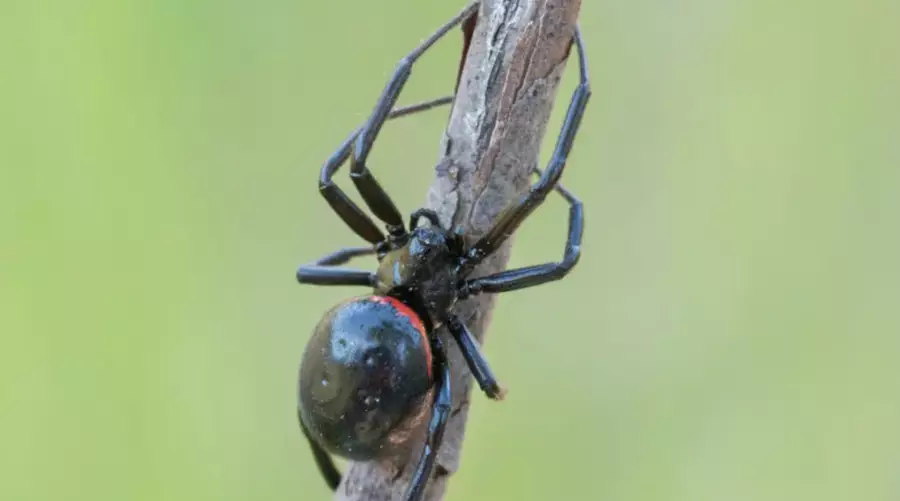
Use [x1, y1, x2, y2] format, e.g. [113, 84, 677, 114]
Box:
[295, 4, 591, 500]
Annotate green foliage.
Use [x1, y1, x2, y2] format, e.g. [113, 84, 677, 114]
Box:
[1, 1, 898, 500]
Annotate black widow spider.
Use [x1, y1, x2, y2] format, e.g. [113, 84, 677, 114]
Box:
[296, 3, 591, 500]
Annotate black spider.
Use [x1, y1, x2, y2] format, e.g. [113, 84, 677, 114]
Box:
[295, 4, 591, 500]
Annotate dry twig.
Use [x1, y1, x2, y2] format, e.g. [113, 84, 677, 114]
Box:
[335, 0, 583, 499]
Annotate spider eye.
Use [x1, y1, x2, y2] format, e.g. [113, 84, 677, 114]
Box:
[409, 238, 433, 257]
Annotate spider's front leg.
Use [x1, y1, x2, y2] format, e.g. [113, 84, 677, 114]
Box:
[460, 170, 583, 295]
[457, 27, 591, 295]
[347, 3, 477, 241]
[316, 94, 457, 247]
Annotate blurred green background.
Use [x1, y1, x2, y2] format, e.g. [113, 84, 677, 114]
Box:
[2, 0, 899, 500]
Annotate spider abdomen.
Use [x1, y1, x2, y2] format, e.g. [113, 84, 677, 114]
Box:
[298, 295, 433, 461]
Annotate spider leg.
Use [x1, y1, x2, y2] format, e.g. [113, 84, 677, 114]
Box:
[319, 95, 457, 246]
[445, 314, 505, 400]
[459, 26, 591, 273]
[349, 3, 478, 241]
[296, 246, 377, 287]
[459, 168, 582, 296]
[405, 335, 452, 501]
[299, 409, 342, 491]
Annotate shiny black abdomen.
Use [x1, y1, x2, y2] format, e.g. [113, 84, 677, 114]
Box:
[298, 296, 432, 461]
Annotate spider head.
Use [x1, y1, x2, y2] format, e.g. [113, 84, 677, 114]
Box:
[377, 226, 457, 291]
[407, 226, 450, 264]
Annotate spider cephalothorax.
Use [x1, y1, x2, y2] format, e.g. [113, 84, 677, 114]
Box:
[294, 3, 591, 501]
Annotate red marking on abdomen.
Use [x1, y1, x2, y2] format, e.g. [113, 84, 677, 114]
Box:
[369, 296, 432, 380]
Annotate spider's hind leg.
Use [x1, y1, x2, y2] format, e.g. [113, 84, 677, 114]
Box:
[404, 335, 452, 501]
[299, 410, 342, 491]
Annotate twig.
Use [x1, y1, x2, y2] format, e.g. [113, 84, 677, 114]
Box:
[335, 0, 583, 499]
